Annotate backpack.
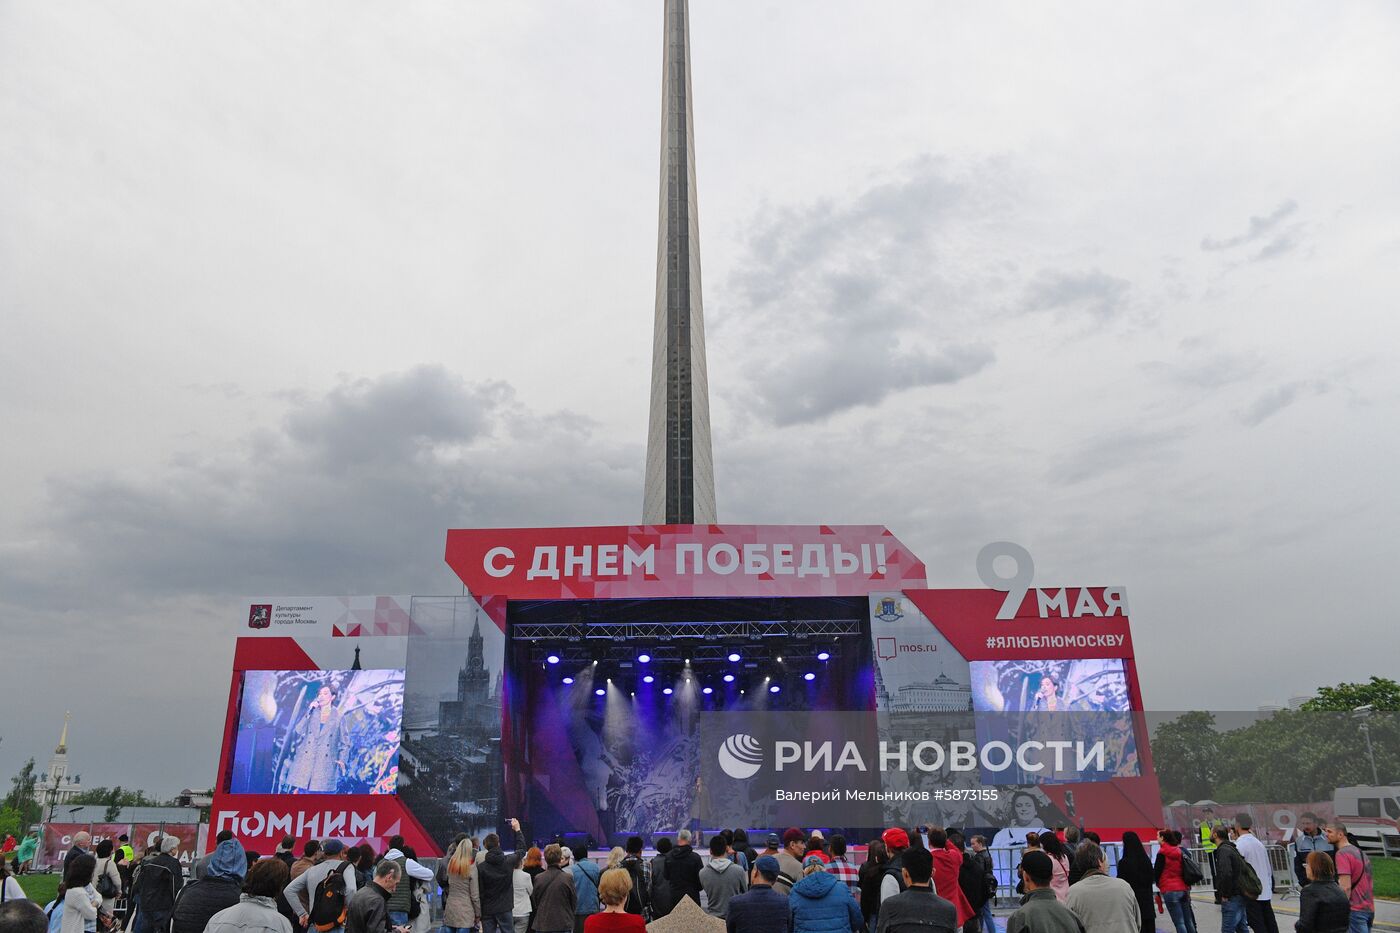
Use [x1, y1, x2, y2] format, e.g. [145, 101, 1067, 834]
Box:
[308, 866, 349, 932]
[1237, 854, 1263, 899]
[622, 855, 650, 917]
[1179, 850, 1204, 887]
[96, 859, 120, 899]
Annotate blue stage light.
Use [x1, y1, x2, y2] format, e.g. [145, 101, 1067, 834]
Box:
[546, 655, 560, 665]
[817, 651, 831, 661]
[769, 684, 781, 694]
[562, 677, 574, 685]
[804, 672, 816, 681]
[638, 653, 651, 663]
[702, 686, 713, 695]
[723, 674, 735, 683]
[643, 675, 655, 684]
[663, 687, 674, 696]
[727, 652, 741, 662]
[595, 688, 605, 696]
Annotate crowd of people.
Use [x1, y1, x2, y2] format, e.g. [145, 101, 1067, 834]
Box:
[0, 816, 1376, 933]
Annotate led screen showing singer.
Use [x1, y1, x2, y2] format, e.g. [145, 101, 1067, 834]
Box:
[229, 669, 404, 795]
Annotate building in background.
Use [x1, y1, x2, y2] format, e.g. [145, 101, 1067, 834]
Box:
[33, 713, 82, 810]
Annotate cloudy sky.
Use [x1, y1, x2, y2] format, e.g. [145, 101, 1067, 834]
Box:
[2, 1, 1397, 797]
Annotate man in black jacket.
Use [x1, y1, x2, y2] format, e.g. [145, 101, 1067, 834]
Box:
[1211, 828, 1251, 933]
[664, 830, 704, 908]
[345, 862, 399, 933]
[63, 832, 93, 875]
[477, 819, 526, 933]
[132, 836, 186, 933]
[170, 839, 246, 933]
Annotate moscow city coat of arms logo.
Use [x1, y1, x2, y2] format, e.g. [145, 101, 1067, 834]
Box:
[874, 597, 904, 622]
[248, 604, 272, 629]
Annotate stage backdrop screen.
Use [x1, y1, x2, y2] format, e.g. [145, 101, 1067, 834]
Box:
[229, 669, 405, 795]
[969, 658, 1139, 783]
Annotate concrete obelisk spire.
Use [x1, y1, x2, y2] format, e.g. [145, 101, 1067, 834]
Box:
[643, 0, 716, 525]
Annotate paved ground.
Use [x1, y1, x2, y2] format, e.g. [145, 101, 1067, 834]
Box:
[989, 893, 1400, 933]
[1181, 892, 1400, 933]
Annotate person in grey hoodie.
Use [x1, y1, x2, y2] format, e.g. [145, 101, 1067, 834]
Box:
[698, 837, 747, 919]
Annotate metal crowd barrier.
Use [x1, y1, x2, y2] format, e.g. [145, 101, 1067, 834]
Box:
[985, 842, 1298, 904]
[1181, 845, 1299, 900]
[985, 844, 1123, 904]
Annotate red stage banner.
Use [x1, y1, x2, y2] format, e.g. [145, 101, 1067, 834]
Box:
[445, 524, 927, 601]
[207, 795, 435, 856]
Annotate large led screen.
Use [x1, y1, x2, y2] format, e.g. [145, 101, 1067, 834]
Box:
[229, 669, 405, 795]
[969, 658, 1139, 783]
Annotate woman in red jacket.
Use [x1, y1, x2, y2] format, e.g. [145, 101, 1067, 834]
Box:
[929, 829, 975, 927]
[1154, 829, 1199, 933]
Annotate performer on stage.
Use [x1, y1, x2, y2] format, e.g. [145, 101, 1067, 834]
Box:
[286, 684, 348, 793]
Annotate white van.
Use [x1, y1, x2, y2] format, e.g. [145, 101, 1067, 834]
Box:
[1332, 785, 1400, 855]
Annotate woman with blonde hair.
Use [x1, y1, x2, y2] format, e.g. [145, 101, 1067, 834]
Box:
[440, 839, 482, 933]
[583, 869, 645, 932]
[605, 848, 625, 872]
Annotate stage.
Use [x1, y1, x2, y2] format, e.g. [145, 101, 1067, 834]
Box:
[209, 525, 1162, 855]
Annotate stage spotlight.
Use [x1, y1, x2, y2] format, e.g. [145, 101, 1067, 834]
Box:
[817, 651, 831, 661]
[606, 677, 613, 683]
[630, 691, 635, 697]
[776, 656, 783, 663]
[595, 688, 605, 696]
[769, 684, 781, 694]
[685, 658, 691, 665]
[562, 677, 574, 685]
[727, 652, 741, 662]
[663, 687, 674, 696]
[702, 687, 713, 695]
[723, 674, 735, 683]
[592, 660, 598, 666]
[740, 689, 746, 694]
[638, 653, 651, 663]
[804, 672, 816, 681]
[643, 675, 655, 684]
[546, 654, 560, 665]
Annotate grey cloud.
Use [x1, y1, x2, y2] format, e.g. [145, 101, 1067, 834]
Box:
[1047, 427, 1184, 485]
[719, 157, 1004, 423]
[1201, 200, 1298, 251]
[0, 365, 636, 609]
[1022, 268, 1132, 321]
[756, 339, 994, 427]
[1250, 227, 1302, 262]
[1142, 337, 1264, 390]
[1237, 379, 1330, 426]
[284, 367, 512, 470]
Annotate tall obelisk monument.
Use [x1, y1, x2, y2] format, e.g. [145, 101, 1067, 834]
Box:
[643, 0, 717, 525]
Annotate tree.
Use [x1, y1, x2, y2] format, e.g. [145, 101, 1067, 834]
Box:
[3, 759, 41, 827]
[1301, 677, 1400, 713]
[1150, 712, 1223, 803]
[70, 786, 162, 815]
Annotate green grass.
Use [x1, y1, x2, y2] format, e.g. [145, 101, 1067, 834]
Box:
[1375, 856, 1400, 901]
[17, 873, 61, 905]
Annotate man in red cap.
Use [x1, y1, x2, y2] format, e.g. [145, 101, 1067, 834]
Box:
[881, 828, 911, 904]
